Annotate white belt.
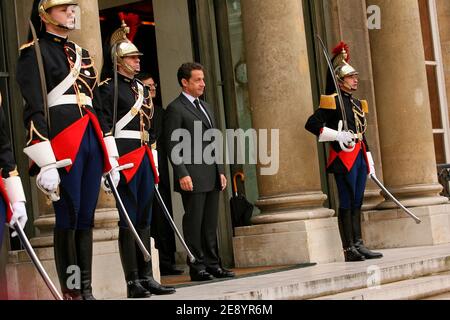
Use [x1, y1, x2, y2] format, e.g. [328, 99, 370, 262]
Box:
[115, 130, 149, 142]
[48, 94, 92, 108]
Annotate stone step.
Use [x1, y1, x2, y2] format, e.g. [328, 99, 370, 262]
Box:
[151, 243, 450, 300]
[423, 291, 450, 300]
[314, 271, 450, 300]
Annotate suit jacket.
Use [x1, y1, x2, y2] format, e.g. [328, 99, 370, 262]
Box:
[164, 93, 224, 193]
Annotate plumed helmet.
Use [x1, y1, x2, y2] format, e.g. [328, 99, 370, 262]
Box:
[332, 42, 358, 81]
[110, 13, 143, 75]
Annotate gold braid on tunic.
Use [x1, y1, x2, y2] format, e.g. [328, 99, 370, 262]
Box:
[351, 99, 367, 141]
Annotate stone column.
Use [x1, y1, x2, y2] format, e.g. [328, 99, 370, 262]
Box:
[368, 0, 446, 207]
[323, 0, 384, 210]
[70, 0, 103, 70]
[231, 0, 343, 267]
[362, 0, 450, 249]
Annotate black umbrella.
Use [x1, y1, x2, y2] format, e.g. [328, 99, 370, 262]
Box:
[230, 172, 254, 235]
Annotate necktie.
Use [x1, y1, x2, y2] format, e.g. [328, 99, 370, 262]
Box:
[193, 99, 212, 126]
[193, 99, 201, 110]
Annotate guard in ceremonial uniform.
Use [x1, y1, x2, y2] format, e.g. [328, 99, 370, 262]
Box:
[100, 20, 175, 298]
[0, 92, 28, 248]
[305, 42, 383, 262]
[16, 0, 121, 300]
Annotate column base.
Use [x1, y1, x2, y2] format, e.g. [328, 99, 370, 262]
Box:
[5, 238, 160, 300]
[362, 203, 450, 249]
[362, 188, 384, 211]
[31, 208, 120, 248]
[232, 217, 344, 268]
[375, 183, 448, 210]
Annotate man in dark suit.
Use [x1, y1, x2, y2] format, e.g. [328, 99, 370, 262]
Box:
[164, 62, 235, 281]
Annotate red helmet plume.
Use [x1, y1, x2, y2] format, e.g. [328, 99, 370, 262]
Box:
[118, 12, 141, 42]
[332, 41, 350, 62]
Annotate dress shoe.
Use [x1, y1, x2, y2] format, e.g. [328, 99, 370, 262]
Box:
[160, 266, 184, 276]
[81, 292, 96, 300]
[190, 270, 214, 282]
[355, 242, 383, 259]
[344, 246, 366, 262]
[206, 267, 235, 279]
[63, 292, 83, 300]
[140, 278, 176, 295]
[127, 280, 151, 299]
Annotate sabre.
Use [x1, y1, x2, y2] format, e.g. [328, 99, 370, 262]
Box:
[105, 166, 151, 262]
[370, 174, 421, 224]
[112, 43, 119, 136]
[315, 34, 355, 153]
[11, 219, 62, 300]
[154, 185, 196, 263]
[29, 20, 50, 130]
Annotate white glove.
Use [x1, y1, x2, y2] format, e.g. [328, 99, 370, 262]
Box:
[37, 167, 60, 193]
[366, 151, 376, 176]
[336, 131, 354, 145]
[102, 157, 120, 192]
[9, 202, 28, 237]
[319, 127, 354, 145]
[24, 140, 66, 201]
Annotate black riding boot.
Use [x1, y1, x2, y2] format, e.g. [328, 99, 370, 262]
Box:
[118, 227, 151, 299]
[337, 209, 365, 262]
[75, 229, 96, 300]
[54, 229, 82, 300]
[352, 208, 383, 259]
[136, 227, 175, 295]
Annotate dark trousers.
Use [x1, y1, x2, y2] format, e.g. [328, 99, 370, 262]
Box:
[53, 124, 103, 230]
[117, 154, 155, 228]
[0, 196, 5, 248]
[334, 150, 368, 210]
[181, 190, 220, 273]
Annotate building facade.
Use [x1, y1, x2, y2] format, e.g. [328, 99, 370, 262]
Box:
[1, 0, 450, 299]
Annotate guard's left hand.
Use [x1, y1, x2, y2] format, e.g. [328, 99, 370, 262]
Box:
[220, 174, 227, 191]
[102, 157, 121, 192]
[9, 202, 28, 237]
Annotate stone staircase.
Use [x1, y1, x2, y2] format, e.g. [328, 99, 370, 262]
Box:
[315, 272, 450, 300]
[151, 243, 450, 300]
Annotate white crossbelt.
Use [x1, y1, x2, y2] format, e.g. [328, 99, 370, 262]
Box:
[115, 81, 145, 136]
[47, 43, 83, 108]
[48, 94, 92, 108]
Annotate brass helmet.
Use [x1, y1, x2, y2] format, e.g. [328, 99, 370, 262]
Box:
[110, 20, 143, 75]
[38, 0, 79, 30]
[332, 42, 358, 82]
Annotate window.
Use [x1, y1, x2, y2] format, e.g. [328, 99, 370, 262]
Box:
[419, 0, 450, 164]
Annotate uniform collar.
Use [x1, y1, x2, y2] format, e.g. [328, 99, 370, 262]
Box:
[342, 91, 353, 98]
[43, 31, 68, 45]
[118, 73, 134, 84]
